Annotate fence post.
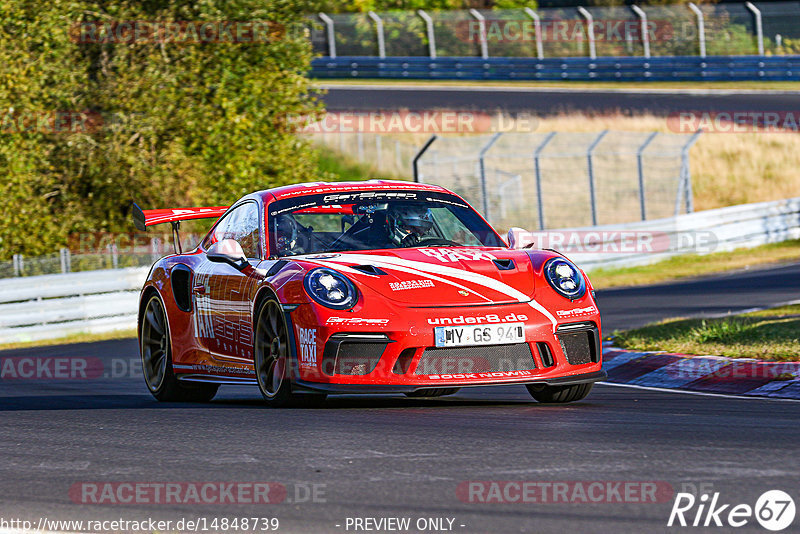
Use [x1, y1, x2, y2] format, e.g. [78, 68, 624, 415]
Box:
[586, 130, 609, 226]
[745, 2, 764, 56]
[375, 135, 382, 169]
[367, 11, 386, 58]
[12, 254, 21, 277]
[636, 131, 659, 220]
[631, 5, 651, 58]
[688, 3, 706, 58]
[59, 248, 69, 273]
[478, 132, 503, 223]
[577, 7, 597, 60]
[681, 129, 702, 214]
[412, 134, 437, 182]
[417, 10, 437, 59]
[523, 8, 544, 60]
[533, 132, 557, 230]
[318, 13, 336, 58]
[469, 9, 489, 59]
[357, 131, 364, 161]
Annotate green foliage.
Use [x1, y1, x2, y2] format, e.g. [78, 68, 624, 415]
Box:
[0, 0, 323, 259]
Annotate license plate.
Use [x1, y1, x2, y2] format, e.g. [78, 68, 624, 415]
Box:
[434, 322, 525, 347]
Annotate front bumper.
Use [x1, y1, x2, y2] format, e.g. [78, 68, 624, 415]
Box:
[293, 369, 606, 394]
[289, 301, 604, 390]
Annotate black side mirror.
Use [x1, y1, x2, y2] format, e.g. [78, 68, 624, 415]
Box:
[207, 239, 248, 271]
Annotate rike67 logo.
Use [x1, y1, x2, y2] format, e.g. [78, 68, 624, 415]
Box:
[668, 490, 795, 531]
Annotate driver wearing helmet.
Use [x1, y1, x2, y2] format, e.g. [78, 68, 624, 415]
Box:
[387, 203, 435, 247]
[274, 214, 302, 255]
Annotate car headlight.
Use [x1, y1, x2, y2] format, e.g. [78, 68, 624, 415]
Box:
[544, 257, 586, 300]
[304, 268, 358, 310]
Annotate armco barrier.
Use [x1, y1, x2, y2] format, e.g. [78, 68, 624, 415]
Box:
[0, 267, 149, 344]
[310, 55, 800, 81]
[510, 196, 800, 271]
[1, 197, 799, 343]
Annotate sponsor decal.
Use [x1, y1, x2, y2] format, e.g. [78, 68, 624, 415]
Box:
[184, 364, 255, 376]
[389, 279, 435, 291]
[428, 313, 528, 326]
[668, 489, 795, 530]
[325, 317, 390, 326]
[556, 305, 598, 318]
[420, 248, 497, 263]
[322, 192, 417, 203]
[297, 327, 317, 369]
[428, 370, 534, 380]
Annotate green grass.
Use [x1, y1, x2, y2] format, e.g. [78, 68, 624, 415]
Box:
[315, 79, 800, 91]
[0, 329, 136, 351]
[588, 239, 800, 289]
[613, 305, 800, 361]
[317, 144, 381, 181]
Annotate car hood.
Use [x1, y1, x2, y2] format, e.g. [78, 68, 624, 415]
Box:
[297, 247, 535, 306]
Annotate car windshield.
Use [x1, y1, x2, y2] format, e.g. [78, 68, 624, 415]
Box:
[267, 190, 504, 258]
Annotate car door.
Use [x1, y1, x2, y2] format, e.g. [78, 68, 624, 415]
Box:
[194, 201, 263, 363]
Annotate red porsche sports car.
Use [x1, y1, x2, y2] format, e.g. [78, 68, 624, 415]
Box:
[133, 180, 605, 407]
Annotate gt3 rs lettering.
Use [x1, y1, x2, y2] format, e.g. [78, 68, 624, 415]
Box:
[419, 248, 498, 263]
[427, 313, 528, 326]
[297, 327, 317, 369]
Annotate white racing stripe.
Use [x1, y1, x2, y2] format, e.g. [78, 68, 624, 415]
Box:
[312, 259, 494, 303]
[310, 253, 559, 330]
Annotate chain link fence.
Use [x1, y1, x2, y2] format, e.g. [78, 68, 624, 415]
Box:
[308, 130, 700, 233]
[310, 1, 800, 59]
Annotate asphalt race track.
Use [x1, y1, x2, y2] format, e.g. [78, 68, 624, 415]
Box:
[2, 262, 799, 533]
[320, 83, 800, 116]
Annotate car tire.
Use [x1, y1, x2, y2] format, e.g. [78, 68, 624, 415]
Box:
[526, 382, 593, 404]
[140, 293, 218, 402]
[254, 298, 326, 408]
[405, 388, 460, 398]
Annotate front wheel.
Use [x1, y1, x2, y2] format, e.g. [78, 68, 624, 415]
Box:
[526, 382, 593, 404]
[254, 298, 326, 408]
[140, 293, 218, 402]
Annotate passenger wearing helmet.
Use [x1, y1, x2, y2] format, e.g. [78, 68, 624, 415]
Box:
[388, 203, 435, 247]
[274, 214, 302, 255]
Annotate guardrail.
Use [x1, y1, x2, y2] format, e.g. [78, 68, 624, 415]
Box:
[1, 196, 798, 344]
[510, 196, 800, 271]
[0, 267, 148, 344]
[310, 55, 800, 81]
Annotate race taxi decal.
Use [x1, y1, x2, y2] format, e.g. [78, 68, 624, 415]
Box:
[297, 327, 317, 369]
[420, 248, 497, 263]
[389, 279, 435, 291]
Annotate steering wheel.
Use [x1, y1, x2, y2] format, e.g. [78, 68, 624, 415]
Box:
[413, 237, 461, 247]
